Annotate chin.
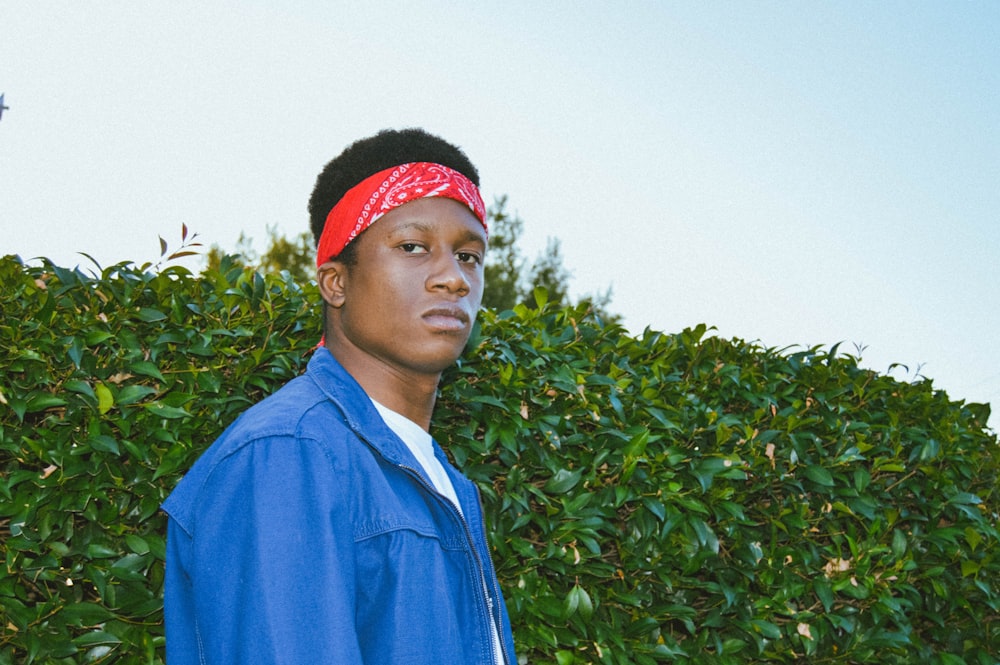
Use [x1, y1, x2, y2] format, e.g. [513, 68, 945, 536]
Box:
[416, 349, 466, 374]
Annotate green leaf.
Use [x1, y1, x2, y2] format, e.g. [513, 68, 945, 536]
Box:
[61, 602, 114, 626]
[85, 330, 115, 345]
[961, 560, 981, 577]
[964, 526, 983, 551]
[466, 395, 509, 409]
[86, 543, 118, 559]
[26, 394, 67, 412]
[642, 497, 666, 522]
[563, 584, 594, 619]
[938, 655, 968, 665]
[948, 492, 982, 506]
[750, 619, 782, 640]
[891, 528, 907, 559]
[555, 650, 575, 665]
[803, 464, 835, 486]
[125, 534, 151, 555]
[72, 630, 122, 646]
[117, 384, 158, 405]
[89, 434, 120, 455]
[544, 468, 583, 494]
[95, 383, 114, 414]
[144, 402, 191, 419]
[129, 360, 166, 381]
[137, 307, 167, 322]
[64, 379, 96, 399]
[813, 578, 834, 612]
[689, 518, 719, 553]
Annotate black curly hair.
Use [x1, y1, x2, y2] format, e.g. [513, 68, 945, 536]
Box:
[308, 128, 480, 265]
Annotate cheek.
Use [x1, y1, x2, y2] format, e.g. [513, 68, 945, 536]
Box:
[379, 270, 421, 305]
[469, 271, 485, 302]
[359, 275, 418, 321]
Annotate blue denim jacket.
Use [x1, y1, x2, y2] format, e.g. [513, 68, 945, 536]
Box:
[162, 349, 515, 664]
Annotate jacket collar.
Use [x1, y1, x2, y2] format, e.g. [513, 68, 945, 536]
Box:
[305, 347, 431, 471]
[306, 348, 485, 542]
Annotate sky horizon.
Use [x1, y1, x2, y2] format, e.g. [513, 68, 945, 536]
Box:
[2, 2, 997, 429]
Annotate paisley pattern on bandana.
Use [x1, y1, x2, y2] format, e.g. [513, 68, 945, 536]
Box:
[316, 162, 487, 266]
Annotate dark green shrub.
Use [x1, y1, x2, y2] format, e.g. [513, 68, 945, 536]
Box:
[1, 255, 997, 664]
[444, 300, 999, 664]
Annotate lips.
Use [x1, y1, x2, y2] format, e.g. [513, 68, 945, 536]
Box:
[422, 304, 471, 332]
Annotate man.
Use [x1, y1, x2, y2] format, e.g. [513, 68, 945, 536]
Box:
[162, 128, 516, 664]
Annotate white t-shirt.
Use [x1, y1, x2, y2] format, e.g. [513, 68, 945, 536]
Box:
[371, 400, 463, 513]
[371, 400, 505, 665]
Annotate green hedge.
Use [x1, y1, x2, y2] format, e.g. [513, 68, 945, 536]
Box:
[1, 254, 997, 664]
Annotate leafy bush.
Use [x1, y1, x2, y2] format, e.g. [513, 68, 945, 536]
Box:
[1, 254, 997, 664]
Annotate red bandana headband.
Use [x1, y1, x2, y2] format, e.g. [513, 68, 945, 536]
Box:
[316, 161, 487, 267]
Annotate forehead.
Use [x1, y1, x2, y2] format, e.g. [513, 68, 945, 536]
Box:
[372, 197, 487, 244]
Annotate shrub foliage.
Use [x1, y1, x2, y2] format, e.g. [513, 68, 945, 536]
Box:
[1, 254, 997, 664]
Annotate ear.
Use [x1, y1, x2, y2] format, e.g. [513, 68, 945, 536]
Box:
[317, 260, 348, 309]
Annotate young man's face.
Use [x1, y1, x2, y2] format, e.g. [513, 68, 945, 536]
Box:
[326, 196, 486, 379]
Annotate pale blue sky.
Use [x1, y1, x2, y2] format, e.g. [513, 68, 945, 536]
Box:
[2, 2, 998, 428]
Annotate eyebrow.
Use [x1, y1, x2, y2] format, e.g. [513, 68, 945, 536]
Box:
[390, 221, 434, 235]
[389, 221, 487, 246]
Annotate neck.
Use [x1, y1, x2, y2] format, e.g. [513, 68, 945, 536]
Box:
[325, 341, 439, 432]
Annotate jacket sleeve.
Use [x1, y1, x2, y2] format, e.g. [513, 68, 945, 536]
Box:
[180, 435, 361, 664]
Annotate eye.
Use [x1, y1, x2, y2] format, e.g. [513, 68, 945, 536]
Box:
[456, 250, 483, 265]
[400, 243, 428, 254]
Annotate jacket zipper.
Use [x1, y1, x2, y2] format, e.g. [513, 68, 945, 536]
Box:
[396, 462, 511, 665]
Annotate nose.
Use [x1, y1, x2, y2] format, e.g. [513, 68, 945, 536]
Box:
[427, 253, 470, 295]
